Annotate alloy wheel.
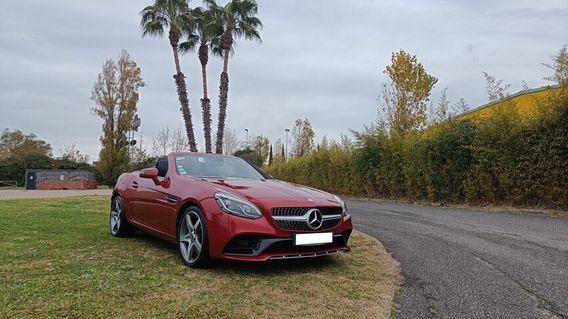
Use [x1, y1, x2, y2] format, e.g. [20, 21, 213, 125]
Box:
[110, 197, 122, 235]
[179, 211, 203, 264]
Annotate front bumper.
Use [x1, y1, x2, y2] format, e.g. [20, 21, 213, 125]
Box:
[222, 231, 352, 261]
[201, 198, 354, 262]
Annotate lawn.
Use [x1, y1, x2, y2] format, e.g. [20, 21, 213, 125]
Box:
[0, 196, 399, 318]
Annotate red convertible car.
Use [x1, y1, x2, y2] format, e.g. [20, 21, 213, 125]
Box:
[110, 152, 353, 267]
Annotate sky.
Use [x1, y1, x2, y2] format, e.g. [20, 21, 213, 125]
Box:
[1, 0, 567, 161]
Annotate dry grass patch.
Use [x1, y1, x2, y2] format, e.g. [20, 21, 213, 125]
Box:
[0, 196, 400, 318]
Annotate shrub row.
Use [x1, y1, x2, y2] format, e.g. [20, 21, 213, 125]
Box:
[266, 90, 568, 209]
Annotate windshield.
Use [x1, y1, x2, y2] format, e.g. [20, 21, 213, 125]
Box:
[174, 155, 265, 179]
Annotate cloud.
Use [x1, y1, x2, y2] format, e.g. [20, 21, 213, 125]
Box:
[1, 0, 566, 160]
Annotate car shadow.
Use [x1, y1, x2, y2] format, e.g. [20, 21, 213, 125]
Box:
[129, 231, 343, 275]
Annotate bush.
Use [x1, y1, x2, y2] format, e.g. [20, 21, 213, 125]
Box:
[265, 89, 568, 209]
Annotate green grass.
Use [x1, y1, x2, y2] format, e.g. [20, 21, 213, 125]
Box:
[0, 196, 399, 318]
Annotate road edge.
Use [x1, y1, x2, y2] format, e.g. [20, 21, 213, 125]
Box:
[347, 196, 568, 218]
[354, 230, 403, 319]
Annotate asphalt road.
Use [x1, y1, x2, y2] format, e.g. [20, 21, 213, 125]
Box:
[347, 199, 568, 319]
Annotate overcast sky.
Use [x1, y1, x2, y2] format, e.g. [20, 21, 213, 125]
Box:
[1, 0, 567, 160]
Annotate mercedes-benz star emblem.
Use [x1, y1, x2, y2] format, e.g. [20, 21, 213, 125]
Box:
[306, 208, 323, 230]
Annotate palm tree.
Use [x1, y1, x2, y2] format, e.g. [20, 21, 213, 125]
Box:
[179, 7, 223, 153]
[206, 0, 262, 154]
[140, 0, 198, 152]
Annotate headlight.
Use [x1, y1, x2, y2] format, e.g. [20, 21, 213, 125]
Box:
[214, 192, 262, 219]
[334, 195, 349, 216]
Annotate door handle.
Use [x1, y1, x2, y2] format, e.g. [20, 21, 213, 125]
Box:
[132, 181, 139, 189]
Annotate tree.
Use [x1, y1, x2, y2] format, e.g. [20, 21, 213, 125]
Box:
[131, 146, 155, 170]
[520, 80, 530, 91]
[0, 129, 52, 159]
[252, 135, 269, 163]
[180, 6, 223, 153]
[0, 153, 54, 187]
[272, 138, 284, 164]
[268, 145, 273, 165]
[433, 88, 450, 123]
[543, 44, 568, 86]
[483, 72, 510, 101]
[453, 98, 470, 115]
[222, 127, 240, 155]
[91, 50, 145, 186]
[206, 0, 262, 153]
[0, 129, 53, 186]
[380, 50, 438, 135]
[152, 127, 171, 156]
[291, 118, 315, 158]
[140, 0, 198, 152]
[170, 128, 190, 152]
[61, 143, 89, 163]
[152, 126, 189, 156]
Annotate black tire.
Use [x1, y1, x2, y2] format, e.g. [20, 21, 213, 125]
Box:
[178, 206, 209, 268]
[109, 196, 135, 237]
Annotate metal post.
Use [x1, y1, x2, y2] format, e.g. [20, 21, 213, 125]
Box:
[285, 128, 290, 161]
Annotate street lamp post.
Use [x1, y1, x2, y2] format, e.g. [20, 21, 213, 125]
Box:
[244, 128, 249, 149]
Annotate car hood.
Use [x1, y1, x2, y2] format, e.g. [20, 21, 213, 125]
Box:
[197, 178, 339, 206]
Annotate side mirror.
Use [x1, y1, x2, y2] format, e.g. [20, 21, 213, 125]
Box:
[139, 167, 170, 188]
[140, 167, 158, 180]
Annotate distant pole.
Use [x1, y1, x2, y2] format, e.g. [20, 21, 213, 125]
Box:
[128, 114, 141, 164]
[244, 128, 249, 148]
[284, 129, 288, 160]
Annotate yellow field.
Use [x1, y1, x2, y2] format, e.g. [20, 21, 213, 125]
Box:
[457, 85, 562, 122]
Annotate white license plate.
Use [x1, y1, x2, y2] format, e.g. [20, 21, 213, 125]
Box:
[293, 232, 333, 246]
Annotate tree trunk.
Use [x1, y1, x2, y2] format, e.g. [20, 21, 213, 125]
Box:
[199, 44, 212, 153]
[170, 26, 197, 152]
[215, 49, 230, 154]
[170, 27, 182, 75]
[173, 71, 198, 152]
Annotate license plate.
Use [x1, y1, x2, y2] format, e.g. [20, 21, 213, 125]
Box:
[293, 232, 333, 246]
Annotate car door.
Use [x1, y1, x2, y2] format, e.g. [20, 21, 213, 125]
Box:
[136, 157, 178, 237]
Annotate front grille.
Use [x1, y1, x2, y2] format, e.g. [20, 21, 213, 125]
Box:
[271, 207, 342, 232]
[272, 207, 342, 217]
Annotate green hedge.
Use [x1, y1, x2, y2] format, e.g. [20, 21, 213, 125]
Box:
[266, 90, 568, 209]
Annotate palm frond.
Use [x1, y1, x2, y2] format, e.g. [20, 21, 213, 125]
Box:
[238, 0, 258, 16]
[178, 9, 197, 36]
[240, 24, 261, 42]
[179, 34, 200, 53]
[243, 16, 262, 28]
[140, 4, 169, 37]
[204, 0, 261, 50]
[209, 37, 226, 57]
[142, 20, 165, 37]
[201, 13, 224, 41]
[203, 0, 220, 10]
